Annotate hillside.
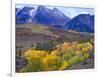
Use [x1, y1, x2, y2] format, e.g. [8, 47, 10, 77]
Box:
[65, 14, 94, 33]
[16, 24, 94, 52]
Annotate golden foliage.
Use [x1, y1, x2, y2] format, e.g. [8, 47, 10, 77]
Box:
[43, 55, 61, 71]
[19, 39, 94, 72]
[51, 41, 93, 56]
[24, 49, 49, 59]
[59, 61, 70, 70]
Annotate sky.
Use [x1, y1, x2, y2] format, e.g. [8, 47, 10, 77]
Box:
[16, 4, 94, 18]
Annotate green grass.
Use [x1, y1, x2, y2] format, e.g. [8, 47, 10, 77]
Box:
[16, 24, 53, 34]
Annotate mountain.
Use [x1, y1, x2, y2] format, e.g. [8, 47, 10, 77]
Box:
[33, 5, 70, 26]
[32, 5, 53, 24]
[16, 6, 94, 33]
[51, 8, 70, 26]
[65, 14, 94, 33]
[16, 8, 20, 13]
[16, 6, 34, 24]
[16, 5, 70, 26]
[16, 8, 21, 16]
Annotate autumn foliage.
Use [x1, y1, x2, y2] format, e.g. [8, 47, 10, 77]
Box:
[19, 40, 94, 72]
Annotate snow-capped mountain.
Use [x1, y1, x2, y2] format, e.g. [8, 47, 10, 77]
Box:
[32, 5, 53, 24]
[16, 5, 70, 26]
[16, 6, 35, 24]
[15, 5, 94, 33]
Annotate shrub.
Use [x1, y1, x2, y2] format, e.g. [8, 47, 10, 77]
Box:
[68, 53, 90, 65]
[19, 41, 93, 72]
[20, 57, 43, 72]
[43, 55, 62, 71]
[62, 53, 73, 61]
[24, 49, 48, 58]
[68, 55, 81, 65]
[35, 40, 60, 52]
[59, 61, 70, 70]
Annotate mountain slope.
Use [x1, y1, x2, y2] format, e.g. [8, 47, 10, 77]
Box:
[33, 5, 53, 24]
[16, 24, 94, 52]
[65, 14, 94, 33]
[51, 8, 70, 26]
[16, 6, 34, 24]
[16, 5, 70, 26]
[33, 5, 70, 26]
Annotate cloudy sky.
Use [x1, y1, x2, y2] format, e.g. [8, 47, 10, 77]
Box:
[16, 4, 94, 18]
